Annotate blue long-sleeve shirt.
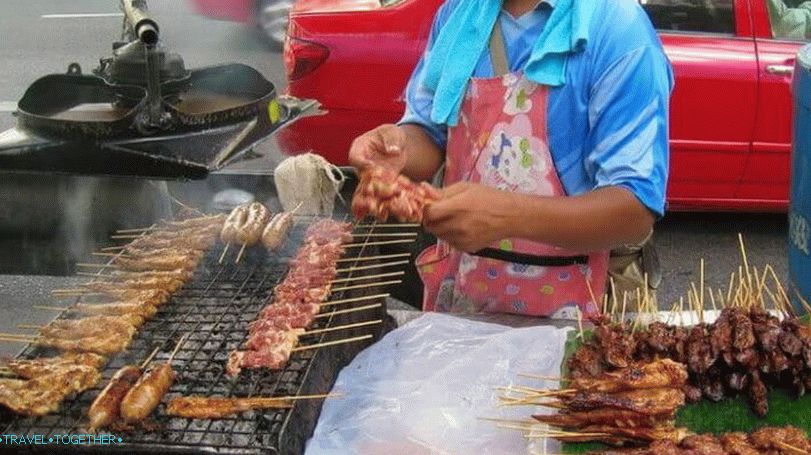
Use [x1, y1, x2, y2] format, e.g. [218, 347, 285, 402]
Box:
[400, 0, 674, 216]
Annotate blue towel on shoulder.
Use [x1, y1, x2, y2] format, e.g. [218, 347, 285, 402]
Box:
[423, 0, 596, 126]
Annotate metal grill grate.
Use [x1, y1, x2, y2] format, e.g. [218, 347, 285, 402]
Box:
[0, 217, 404, 454]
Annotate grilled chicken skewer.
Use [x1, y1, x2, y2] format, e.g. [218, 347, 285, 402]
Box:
[166, 396, 294, 419]
[120, 336, 187, 425]
[0, 365, 101, 416]
[86, 347, 160, 432]
[3, 353, 106, 379]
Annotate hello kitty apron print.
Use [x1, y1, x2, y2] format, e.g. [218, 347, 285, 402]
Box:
[416, 22, 609, 318]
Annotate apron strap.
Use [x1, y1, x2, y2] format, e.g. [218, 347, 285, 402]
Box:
[489, 20, 509, 77]
[473, 247, 589, 267]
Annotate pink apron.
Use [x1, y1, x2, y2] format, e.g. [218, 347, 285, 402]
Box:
[416, 24, 609, 319]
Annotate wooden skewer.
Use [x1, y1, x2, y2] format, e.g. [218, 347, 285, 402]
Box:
[17, 324, 44, 331]
[315, 303, 382, 318]
[303, 319, 382, 336]
[319, 293, 389, 308]
[33, 306, 69, 312]
[92, 252, 131, 258]
[234, 243, 247, 264]
[517, 373, 563, 381]
[354, 223, 419, 228]
[167, 334, 189, 364]
[0, 338, 33, 344]
[330, 280, 402, 293]
[75, 263, 117, 269]
[330, 271, 404, 284]
[775, 441, 811, 455]
[343, 239, 415, 248]
[101, 246, 126, 252]
[140, 346, 162, 369]
[51, 288, 91, 295]
[351, 232, 417, 238]
[335, 260, 409, 274]
[77, 272, 112, 279]
[218, 243, 231, 264]
[335, 253, 410, 263]
[292, 334, 372, 352]
[0, 333, 37, 340]
[576, 306, 584, 340]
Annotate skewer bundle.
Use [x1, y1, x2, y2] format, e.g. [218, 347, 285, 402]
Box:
[226, 219, 382, 376]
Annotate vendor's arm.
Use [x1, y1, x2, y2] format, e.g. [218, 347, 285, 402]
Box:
[426, 34, 673, 253]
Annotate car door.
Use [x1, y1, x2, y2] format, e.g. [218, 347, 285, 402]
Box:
[640, 0, 759, 210]
[739, 0, 810, 207]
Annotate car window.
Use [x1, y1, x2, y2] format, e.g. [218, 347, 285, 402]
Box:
[639, 0, 736, 34]
[765, 0, 811, 41]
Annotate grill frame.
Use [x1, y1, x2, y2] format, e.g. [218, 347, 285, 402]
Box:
[0, 217, 401, 454]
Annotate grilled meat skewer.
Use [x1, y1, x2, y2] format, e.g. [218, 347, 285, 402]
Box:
[0, 366, 101, 416]
[86, 347, 160, 432]
[166, 396, 294, 419]
[3, 353, 106, 379]
[120, 337, 185, 425]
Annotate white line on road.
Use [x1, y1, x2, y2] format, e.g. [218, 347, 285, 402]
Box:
[0, 102, 17, 113]
[41, 13, 123, 19]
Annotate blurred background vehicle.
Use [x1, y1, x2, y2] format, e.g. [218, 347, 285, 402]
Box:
[189, 0, 294, 49]
[281, 0, 811, 212]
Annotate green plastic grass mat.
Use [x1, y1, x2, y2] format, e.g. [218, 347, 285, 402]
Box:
[557, 329, 811, 454]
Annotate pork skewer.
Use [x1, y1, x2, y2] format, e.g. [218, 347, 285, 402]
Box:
[120, 336, 187, 425]
[166, 393, 336, 419]
[86, 347, 161, 432]
[220, 204, 250, 263]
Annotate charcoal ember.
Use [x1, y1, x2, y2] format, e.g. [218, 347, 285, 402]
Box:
[728, 371, 750, 391]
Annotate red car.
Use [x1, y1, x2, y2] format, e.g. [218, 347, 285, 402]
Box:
[282, 0, 808, 212]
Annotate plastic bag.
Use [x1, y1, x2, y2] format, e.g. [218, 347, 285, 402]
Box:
[306, 312, 571, 455]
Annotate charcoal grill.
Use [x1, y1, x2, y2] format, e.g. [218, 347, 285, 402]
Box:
[0, 216, 409, 454]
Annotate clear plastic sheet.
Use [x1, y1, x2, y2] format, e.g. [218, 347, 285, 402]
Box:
[306, 312, 571, 455]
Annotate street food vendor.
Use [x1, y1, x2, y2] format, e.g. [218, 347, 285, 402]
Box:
[348, 0, 673, 317]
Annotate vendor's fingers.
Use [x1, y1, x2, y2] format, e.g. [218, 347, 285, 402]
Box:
[439, 182, 470, 199]
[419, 182, 442, 201]
[423, 199, 456, 226]
[375, 125, 407, 155]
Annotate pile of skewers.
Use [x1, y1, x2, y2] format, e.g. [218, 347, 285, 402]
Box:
[496, 359, 690, 446]
[0, 214, 226, 356]
[0, 214, 224, 416]
[569, 237, 811, 417]
[226, 218, 387, 376]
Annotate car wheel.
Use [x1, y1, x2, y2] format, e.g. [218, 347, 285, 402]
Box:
[258, 0, 293, 50]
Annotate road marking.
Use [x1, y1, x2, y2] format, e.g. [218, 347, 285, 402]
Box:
[41, 13, 123, 19]
[0, 102, 17, 113]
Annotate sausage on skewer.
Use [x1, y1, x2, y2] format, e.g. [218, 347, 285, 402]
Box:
[261, 212, 295, 251]
[86, 347, 160, 432]
[119, 336, 186, 425]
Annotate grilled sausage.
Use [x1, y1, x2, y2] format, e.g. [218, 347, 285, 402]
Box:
[220, 205, 250, 244]
[261, 212, 294, 251]
[119, 363, 175, 424]
[235, 202, 271, 246]
[87, 366, 142, 432]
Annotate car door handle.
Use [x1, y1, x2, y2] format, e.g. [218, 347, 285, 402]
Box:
[766, 64, 794, 76]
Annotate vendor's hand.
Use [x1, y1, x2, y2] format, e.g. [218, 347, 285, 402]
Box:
[348, 124, 408, 172]
[423, 183, 513, 253]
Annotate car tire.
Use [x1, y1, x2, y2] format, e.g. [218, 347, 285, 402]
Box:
[258, 0, 293, 51]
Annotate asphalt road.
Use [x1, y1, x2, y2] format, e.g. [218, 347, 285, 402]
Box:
[0, 0, 792, 310]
